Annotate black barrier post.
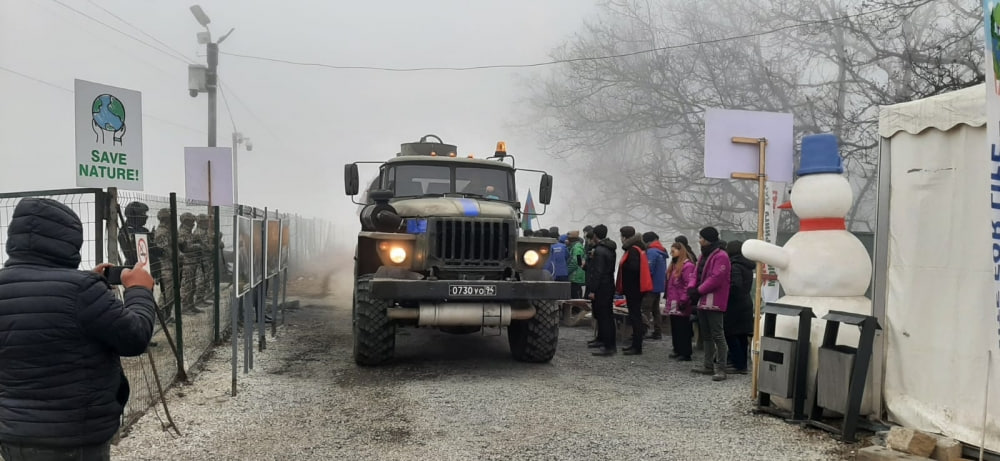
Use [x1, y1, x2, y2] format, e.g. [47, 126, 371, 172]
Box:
[168, 193, 187, 381]
[258, 208, 266, 351]
[213, 206, 221, 343]
[232, 206, 241, 393]
[281, 268, 288, 325]
[94, 189, 105, 265]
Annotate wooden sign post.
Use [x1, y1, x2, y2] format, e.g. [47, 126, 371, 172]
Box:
[730, 136, 768, 399]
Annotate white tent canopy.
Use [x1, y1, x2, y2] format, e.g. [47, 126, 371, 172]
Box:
[876, 83, 999, 452]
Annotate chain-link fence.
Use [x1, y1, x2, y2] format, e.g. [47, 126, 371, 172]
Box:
[0, 188, 333, 434]
[0, 188, 106, 268]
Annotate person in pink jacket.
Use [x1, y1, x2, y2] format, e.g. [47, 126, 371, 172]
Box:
[689, 226, 731, 381]
[665, 242, 696, 361]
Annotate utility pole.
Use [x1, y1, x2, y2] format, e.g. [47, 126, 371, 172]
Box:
[188, 5, 233, 147]
[207, 41, 217, 147]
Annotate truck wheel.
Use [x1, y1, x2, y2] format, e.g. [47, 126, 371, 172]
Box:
[353, 274, 395, 366]
[508, 299, 559, 363]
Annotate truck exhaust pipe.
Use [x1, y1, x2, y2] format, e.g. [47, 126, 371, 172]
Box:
[385, 303, 535, 326]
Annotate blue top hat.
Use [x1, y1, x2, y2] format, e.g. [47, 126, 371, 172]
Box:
[797, 133, 843, 176]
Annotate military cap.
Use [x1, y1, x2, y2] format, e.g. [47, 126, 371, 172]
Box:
[157, 208, 171, 220]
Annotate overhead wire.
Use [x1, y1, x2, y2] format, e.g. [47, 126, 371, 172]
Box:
[46, 1, 273, 140]
[48, 0, 191, 65]
[83, 0, 197, 65]
[215, 3, 903, 72]
[60, 1, 274, 140]
[218, 83, 239, 134]
[0, 65, 206, 134]
[218, 78, 281, 141]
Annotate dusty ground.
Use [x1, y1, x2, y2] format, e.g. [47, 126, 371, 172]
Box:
[112, 275, 859, 460]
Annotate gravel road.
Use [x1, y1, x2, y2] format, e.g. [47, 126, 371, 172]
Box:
[112, 281, 855, 460]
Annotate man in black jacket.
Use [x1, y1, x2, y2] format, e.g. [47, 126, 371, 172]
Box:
[586, 225, 618, 356]
[724, 240, 755, 374]
[0, 198, 156, 461]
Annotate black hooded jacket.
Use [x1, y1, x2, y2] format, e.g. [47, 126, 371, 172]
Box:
[585, 238, 618, 296]
[0, 198, 156, 447]
[724, 254, 756, 336]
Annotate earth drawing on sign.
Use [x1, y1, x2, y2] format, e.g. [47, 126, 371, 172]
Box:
[91, 94, 126, 145]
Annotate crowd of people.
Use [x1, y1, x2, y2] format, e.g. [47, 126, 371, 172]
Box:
[534, 224, 755, 382]
[117, 201, 219, 319]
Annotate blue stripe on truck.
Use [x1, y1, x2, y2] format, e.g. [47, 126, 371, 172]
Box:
[458, 199, 480, 217]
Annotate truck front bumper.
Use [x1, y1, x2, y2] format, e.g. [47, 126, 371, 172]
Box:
[369, 278, 570, 301]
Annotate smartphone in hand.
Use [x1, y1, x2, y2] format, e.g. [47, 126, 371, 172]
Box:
[102, 266, 129, 285]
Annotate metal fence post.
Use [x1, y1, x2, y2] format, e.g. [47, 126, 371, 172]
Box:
[258, 208, 267, 351]
[106, 188, 119, 266]
[232, 206, 240, 393]
[213, 206, 221, 343]
[94, 190, 106, 265]
[169, 193, 187, 381]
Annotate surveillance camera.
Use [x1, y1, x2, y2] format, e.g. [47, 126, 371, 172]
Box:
[245, 141, 254, 151]
[189, 89, 199, 98]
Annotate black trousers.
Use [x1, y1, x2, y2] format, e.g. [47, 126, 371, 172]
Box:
[570, 282, 583, 300]
[727, 334, 751, 370]
[624, 290, 643, 351]
[592, 288, 616, 349]
[670, 314, 693, 358]
[1, 441, 111, 461]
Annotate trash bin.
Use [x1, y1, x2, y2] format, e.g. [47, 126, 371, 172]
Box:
[807, 310, 880, 442]
[755, 303, 814, 421]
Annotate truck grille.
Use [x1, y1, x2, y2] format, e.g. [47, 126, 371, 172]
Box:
[432, 219, 512, 267]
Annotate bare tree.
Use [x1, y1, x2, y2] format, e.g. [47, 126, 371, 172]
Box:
[526, 0, 982, 235]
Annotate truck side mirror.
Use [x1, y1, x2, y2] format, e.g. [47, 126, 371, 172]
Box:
[345, 163, 359, 195]
[539, 174, 553, 205]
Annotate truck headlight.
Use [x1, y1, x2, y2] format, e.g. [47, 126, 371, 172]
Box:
[389, 247, 407, 263]
[523, 250, 540, 266]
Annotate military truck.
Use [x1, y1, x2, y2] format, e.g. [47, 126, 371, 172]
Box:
[343, 135, 569, 366]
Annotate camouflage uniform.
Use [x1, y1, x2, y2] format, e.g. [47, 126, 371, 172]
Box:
[193, 214, 212, 302]
[153, 208, 175, 316]
[178, 212, 203, 313]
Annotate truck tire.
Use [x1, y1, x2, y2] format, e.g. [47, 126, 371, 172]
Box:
[508, 299, 559, 363]
[352, 274, 395, 366]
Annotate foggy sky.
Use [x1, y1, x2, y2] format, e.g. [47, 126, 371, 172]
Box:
[0, 0, 598, 239]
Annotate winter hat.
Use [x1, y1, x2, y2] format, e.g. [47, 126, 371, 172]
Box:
[699, 226, 720, 243]
[558, 234, 568, 243]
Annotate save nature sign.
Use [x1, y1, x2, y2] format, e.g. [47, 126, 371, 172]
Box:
[75, 79, 144, 190]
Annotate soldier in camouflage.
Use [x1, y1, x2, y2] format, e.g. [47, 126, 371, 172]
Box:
[153, 208, 174, 319]
[193, 213, 212, 303]
[178, 212, 204, 314]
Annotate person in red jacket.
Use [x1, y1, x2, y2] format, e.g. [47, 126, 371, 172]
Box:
[617, 226, 653, 355]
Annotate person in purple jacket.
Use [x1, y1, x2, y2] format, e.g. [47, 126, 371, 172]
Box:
[688, 226, 731, 381]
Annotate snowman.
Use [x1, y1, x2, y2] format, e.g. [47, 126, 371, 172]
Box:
[742, 133, 874, 415]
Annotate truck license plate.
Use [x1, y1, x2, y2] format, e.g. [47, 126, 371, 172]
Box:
[449, 285, 497, 297]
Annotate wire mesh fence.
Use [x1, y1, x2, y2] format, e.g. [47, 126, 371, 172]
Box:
[0, 189, 105, 268]
[0, 187, 334, 434]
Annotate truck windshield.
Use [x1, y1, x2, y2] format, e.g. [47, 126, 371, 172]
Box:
[387, 164, 514, 201]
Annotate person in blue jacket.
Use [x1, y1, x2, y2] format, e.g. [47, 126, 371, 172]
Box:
[641, 232, 668, 339]
[546, 234, 570, 282]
